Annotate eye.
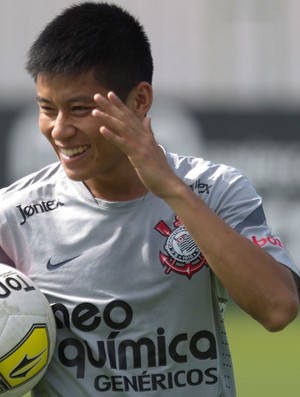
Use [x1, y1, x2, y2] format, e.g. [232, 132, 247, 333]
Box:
[38, 104, 57, 115]
[71, 106, 92, 113]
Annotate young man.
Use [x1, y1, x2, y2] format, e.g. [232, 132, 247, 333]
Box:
[0, 2, 299, 396]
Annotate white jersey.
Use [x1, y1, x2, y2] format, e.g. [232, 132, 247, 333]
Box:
[0, 151, 298, 397]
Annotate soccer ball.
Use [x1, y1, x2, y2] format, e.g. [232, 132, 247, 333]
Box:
[0, 263, 56, 396]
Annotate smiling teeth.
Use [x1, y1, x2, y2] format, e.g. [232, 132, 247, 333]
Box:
[60, 146, 89, 157]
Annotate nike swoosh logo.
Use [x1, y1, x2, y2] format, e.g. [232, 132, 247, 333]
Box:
[10, 350, 46, 379]
[47, 255, 81, 271]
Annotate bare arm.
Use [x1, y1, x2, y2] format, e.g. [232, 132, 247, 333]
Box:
[163, 182, 299, 331]
[93, 90, 299, 331]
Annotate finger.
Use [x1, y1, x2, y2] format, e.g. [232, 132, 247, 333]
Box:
[107, 91, 124, 108]
[99, 125, 125, 146]
[143, 115, 152, 131]
[94, 93, 114, 112]
[92, 108, 124, 137]
[92, 93, 125, 129]
[94, 92, 125, 115]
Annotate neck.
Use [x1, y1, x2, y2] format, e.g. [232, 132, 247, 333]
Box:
[84, 172, 148, 202]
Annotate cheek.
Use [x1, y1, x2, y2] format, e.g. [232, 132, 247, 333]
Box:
[38, 117, 58, 156]
[38, 118, 56, 151]
[38, 116, 50, 138]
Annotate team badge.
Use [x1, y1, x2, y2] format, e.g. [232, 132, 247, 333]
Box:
[155, 217, 208, 278]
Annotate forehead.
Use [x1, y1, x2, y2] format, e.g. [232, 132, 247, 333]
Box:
[36, 70, 108, 102]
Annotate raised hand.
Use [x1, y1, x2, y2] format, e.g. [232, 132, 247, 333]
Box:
[92, 91, 183, 200]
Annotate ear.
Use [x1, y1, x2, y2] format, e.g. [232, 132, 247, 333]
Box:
[126, 82, 153, 118]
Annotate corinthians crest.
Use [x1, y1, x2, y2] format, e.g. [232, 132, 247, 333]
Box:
[155, 217, 208, 278]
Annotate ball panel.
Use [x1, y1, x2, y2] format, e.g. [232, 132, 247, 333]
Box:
[0, 263, 56, 396]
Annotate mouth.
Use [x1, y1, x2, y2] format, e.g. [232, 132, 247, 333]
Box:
[59, 145, 90, 159]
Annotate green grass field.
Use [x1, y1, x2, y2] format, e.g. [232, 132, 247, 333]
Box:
[226, 303, 300, 397]
[24, 305, 299, 397]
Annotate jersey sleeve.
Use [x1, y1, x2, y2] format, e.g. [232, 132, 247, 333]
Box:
[0, 187, 18, 267]
[0, 219, 15, 267]
[213, 167, 299, 278]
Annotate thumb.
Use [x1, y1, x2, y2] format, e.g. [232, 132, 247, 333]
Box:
[143, 115, 152, 131]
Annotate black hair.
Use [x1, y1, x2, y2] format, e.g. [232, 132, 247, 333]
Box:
[26, 2, 153, 101]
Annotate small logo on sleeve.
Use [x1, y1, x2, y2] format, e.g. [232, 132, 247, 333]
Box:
[252, 235, 286, 249]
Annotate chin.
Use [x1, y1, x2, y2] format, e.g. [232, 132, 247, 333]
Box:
[63, 168, 87, 182]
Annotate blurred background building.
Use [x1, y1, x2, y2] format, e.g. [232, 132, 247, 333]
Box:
[0, 0, 299, 261]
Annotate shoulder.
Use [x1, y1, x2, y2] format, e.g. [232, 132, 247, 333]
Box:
[0, 162, 65, 206]
[0, 162, 67, 243]
[165, 150, 261, 215]
[165, 149, 248, 187]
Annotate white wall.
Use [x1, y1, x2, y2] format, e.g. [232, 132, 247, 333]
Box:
[1, 0, 299, 262]
[1, 0, 300, 106]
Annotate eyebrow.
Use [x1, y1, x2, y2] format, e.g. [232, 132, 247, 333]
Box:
[36, 96, 50, 103]
[36, 95, 95, 103]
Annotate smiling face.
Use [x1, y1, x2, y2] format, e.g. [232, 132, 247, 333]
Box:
[37, 71, 132, 194]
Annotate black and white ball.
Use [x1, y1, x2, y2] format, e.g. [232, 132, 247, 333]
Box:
[0, 263, 56, 396]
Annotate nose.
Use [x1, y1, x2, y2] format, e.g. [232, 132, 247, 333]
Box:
[51, 112, 76, 140]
